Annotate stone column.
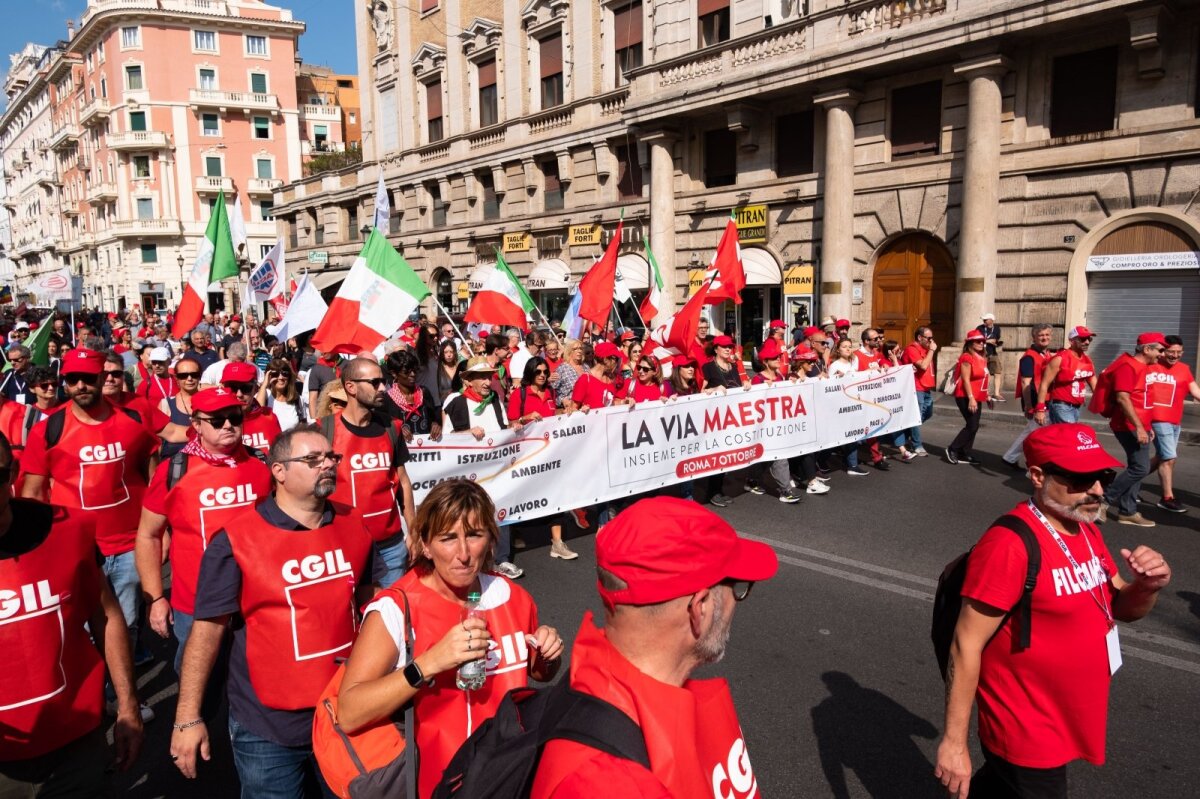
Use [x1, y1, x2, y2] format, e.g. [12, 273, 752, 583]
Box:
[952, 54, 1010, 337]
[644, 128, 678, 322]
[814, 88, 861, 321]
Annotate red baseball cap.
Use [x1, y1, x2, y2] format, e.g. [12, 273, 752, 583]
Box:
[835, 318, 851, 329]
[758, 339, 784, 360]
[191, 387, 242, 414]
[713, 335, 734, 347]
[791, 344, 818, 362]
[965, 330, 987, 342]
[768, 319, 786, 329]
[619, 331, 636, 342]
[803, 326, 822, 338]
[596, 497, 778, 607]
[221, 361, 258, 383]
[60, 349, 104, 376]
[594, 341, 622, 360]
[671, 354, 697, 368]
[1137, 331, 1167, 347]
[1023, 423, 1122, 473]
[1068, 326, 1094, 340]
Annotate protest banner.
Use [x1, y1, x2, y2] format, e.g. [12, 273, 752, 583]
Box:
[406, 366, 922, 524]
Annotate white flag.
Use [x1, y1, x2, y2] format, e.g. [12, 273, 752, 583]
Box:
[29, 266, 74, 303]
[247, 239, 285, 303]
[613, 264, 632, 304]
[267, 273, 327, 342]
[230, 194, 249, 259]
[373, 171, 389, 231]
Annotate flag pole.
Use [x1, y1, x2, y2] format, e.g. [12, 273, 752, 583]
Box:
[434, 297, 468, 347]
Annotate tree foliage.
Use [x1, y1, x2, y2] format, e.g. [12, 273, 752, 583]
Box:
[304, 143, 363, 177]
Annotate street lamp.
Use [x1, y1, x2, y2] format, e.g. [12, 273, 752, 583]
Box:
[177, 252, 186, 303]
[360, 223, 372, 240]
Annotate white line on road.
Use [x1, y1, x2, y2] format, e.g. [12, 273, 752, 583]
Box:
[749, 532, 1200, 676]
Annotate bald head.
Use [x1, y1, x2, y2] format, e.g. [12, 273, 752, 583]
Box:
[341, 356, 383, 384]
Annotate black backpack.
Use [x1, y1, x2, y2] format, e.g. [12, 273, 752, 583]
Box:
[931, 514, 1040, 681]
[431, 680, 650, 799]
[42, 405, 142, 448]
[164, 447, 268, 490]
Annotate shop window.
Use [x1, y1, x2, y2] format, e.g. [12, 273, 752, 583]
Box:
[775, 110, 814, 177]
[698, 0, 730, 47]
[704, 128, 737, 188]
[614, 2, 643, 85]
[890, 81, 942, 158]
[426, 80, 443, 142]
[1050, 47, 1118, 138]
[616, 143, 642, 199]
[540, 34, 564, 109]
[543, 160, 564, 211]
[478, 58, 498, 127]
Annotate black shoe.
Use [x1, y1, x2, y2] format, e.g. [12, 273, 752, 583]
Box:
[959, 454, 982, 466]
[745, 481, 765, 495]
[709, 493, 734, 508]
[872, 459, 890, 472]
[944, 450, 960, 465]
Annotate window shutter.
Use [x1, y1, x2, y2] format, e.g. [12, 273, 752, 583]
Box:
[477, 58, 496, 89]
[698, 0, 729, 16]
[426, 80, 442, 120]
[614, 2, 643, 51]
[540, 35, 562, 78]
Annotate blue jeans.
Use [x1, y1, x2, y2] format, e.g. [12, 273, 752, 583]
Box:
[172, 609, 194, 677]
[1048, 400, 1081, 424]
[375, 532, 409, 589]
[906, 391, 935, 450]
[496, 523, 513, 564]
[229, 716, 336, 799]
[1105, 430, 1152, 517]
[101, 550, 140, 654]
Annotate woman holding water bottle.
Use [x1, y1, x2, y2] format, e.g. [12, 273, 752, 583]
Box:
[334, 479, 564, 798]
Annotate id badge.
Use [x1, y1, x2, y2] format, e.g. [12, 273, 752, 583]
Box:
[1106, 626, 1123, 675]
[14, 393, 24, 405]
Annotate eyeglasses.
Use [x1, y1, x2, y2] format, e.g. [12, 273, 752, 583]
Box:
[720, 579, 755, 601]
[1038, 464, 1115, 493]
[222, 382, 257, 394]
[196, 411, 245, 428]
[34, 381, 56, 390]
[62, 373, 97, 385]
[103, 370, 124, 380]
[175, 371, 201, 380]
[279, 451, 343, 468]
[636, 365, 653, 372]
[349, 377, 385, 389]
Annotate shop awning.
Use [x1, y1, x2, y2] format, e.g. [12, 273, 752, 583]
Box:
[308, 267, 351, 291]
[468, 262, 496, 292]
[741, 247, 782, 285]
[615, 253, 650, 290]
[527, 258, 571, 291]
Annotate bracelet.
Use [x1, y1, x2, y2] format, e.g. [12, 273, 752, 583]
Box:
[149, 596, 168, 605]
[173, 719, 205, 731]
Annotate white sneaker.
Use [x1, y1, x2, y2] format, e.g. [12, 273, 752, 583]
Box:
[806, 481, 830, 495]
[140, 703, 155, 723]
[812, 475, 832, 483]
[913, 447, 928, 457]
[550, 541, 579, 560]
[496, 561, 524, 579]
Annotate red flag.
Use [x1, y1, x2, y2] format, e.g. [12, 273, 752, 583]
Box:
[651, 280, 711, 355]
[703, 218, 745, 306]
[576, 220, 623, 327]
[270, 278, 296, 320]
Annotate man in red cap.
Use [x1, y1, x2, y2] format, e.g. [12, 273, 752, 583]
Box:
[135, 388, 272, 674]
[936, 423, 1171, 799]
[222, 361, 282, 451]
[835, 318, 851, 337]
[747, 339, 805, 503]
[530, 497, 778, 798]
[567, 341, 628, 412]
[1098, 332, 1165, 527]
[766, 320, 789, 377]
[1035, 326, 1097, 426]
[1146, 335, 1200, 513]
[19, 349, 159, 722]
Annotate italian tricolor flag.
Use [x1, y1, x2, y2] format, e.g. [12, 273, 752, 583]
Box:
[464, 249, 535, 330]
[173, 190, 237, 338]
[309, 229, 430, 355]
[639, 237, 666, 324]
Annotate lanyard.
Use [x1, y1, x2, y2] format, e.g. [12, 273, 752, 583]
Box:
[1026, 500, 1114, 626]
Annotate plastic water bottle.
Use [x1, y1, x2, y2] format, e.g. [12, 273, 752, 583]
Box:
[456, 592, 486, 691]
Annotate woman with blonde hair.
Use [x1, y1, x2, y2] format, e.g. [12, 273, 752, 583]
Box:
[255, 357, 308, 430]
[334, 479, 564, 799]
[313, 380, 348, 419]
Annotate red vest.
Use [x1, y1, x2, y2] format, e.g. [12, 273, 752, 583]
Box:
[531, 614, 756, 799]
[1015, 347, 1052, 402]
[161, 454, 272, 614]
[241, 407, 282, 451]
[1048, 350, 1095, 405]
[0, 504, 105, 761]
[328, 416, 403, 541]
[222, 503, 372, 711]
[390, 570, 538, 799]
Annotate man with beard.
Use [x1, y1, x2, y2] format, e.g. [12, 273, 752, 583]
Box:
[323, 357, 414, 587]
[170, 425, 383, 797]
[936, 423, 1171, 799]
[531, 498, 778, 798]
[1035, 326, 1097, 425]
[1002, 323, 1055, 468]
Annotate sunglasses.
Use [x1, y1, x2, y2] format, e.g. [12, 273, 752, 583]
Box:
[720, 579, 755, 601]
[1038, 464, 1115, 493]
[34, 381, 56, 390]
[533, 368, 549, 375]
[349, 377, 385, 388]
[103, 370, 125, 380]
[1074, 337, 1095, 343]
[636, 365, 653, 372]
[176, 371, 201, 380]
[280, 451, 343, 467]
[62, 373, 97, 385]
[197, 411, 245, 428]
[222, 382, 257, 394]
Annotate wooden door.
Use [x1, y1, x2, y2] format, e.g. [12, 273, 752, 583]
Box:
[871, 234, 955, 345]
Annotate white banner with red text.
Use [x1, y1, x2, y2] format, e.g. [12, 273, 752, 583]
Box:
[406, 366, 922, 524]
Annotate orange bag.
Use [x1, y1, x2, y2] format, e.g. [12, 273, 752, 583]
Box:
[313, 591, 418, 799]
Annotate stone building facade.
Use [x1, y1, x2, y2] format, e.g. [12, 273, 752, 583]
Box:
[273, 0, 1200, 374]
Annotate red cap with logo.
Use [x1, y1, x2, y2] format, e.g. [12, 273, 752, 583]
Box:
[1023, 423, 1122, 473]
[60, 349, 104, 376]
[221, 361, 258, 383]
[192, 388, 242, 414]
[1068, 326, 1094, 340]
[758, 339, 784, 360]
[596, 497, 778, 607]
[594, 341, 622, 360]
[619, 331, 637, 342]
[713, 335, 734, 347]
[1137, 331, 1167, 347]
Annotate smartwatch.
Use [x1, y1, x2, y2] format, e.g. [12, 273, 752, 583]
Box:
[403, 660, 432, 689]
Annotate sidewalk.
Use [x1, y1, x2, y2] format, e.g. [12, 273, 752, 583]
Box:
[930, 395, 1200, 445]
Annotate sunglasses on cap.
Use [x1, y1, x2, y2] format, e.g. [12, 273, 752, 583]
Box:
[1038, 463, 1115, 493]
[196, 411, 245, 429]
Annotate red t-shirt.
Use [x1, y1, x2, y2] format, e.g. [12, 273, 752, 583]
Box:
[963, 502, 1117, 768]
[506, 386, 557, 420]
[901, 342, 936, 391]
[954, 353, 989, 401]
[620, 380, 663, 403]
[854, 349, 885, 372]
[571, 373, 616, 409]
[242, 406, 282, 451]
[1146, 361, 1195, 425]
[1107, 356, 1151, 433]
[1047, 350, 1095, 406]
[21, 405, 158, 555]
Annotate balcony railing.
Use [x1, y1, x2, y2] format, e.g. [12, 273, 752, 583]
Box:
[82, 0, 238, 23]
[112, 218, 181, 237]
[106, 131, 172, 151]
[189, 89, 280, 115]
[195, 175, 234, 194]
[247, 178, 283, 195]
[79, 98, 111, 127]
[848, 0, 947, 35]
[86, 182, 118, 205]
[48, 125, 80, 151]
[300, 104, 341, 121]
[33, 169, 60, 188]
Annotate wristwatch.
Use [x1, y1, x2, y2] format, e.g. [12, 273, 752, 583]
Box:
[403, 660, 432, 689]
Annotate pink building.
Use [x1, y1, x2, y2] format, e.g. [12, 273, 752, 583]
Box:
[47, 0, 305, 312]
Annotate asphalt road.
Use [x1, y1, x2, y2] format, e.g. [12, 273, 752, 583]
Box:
[115, 408, 1200, 798]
